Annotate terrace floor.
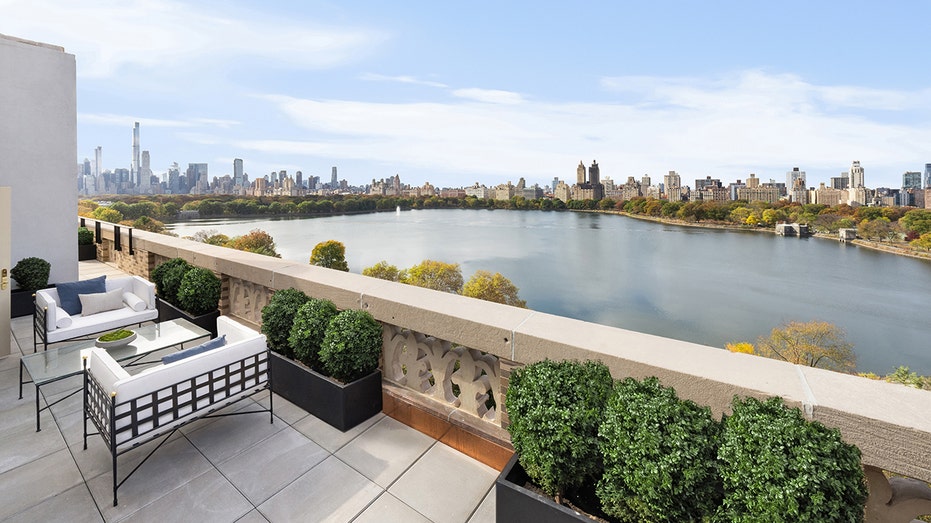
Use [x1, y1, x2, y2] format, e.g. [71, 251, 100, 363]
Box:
[0, 261, 498, 522]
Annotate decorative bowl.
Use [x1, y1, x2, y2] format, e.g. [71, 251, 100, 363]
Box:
[95, 330, 137, 349]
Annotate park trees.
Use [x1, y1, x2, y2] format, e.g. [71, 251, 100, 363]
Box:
[362, 261, 401, 281]
[748, 321, 856, 372]
[225, 229, 280, 257]
[910, 232, 931, 252]
[310, 240, 349, 271]
[462, 270, 527, 308]
[400, 260, 463, 293]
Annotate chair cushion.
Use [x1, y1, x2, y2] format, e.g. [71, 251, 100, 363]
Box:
[57, 275, 106, 315]
[161, 335, 227, 364]
[80, 288, 125, 316]
[122, 292, 146, 312]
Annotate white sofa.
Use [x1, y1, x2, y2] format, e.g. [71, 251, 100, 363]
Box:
[83, 316, 272, 506]
[34, 275, 158, 351]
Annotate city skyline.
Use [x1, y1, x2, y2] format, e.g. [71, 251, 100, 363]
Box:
[4, 1, 931, 188]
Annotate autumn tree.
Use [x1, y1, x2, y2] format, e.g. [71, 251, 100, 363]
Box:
[309, 240, 349, 271]
[462, 270, 527, 307]
[911, 232, 931, 252]
[400, 260, 463, 293]
[754, 321, 856, 372]
[725, 342, 755, 355]
[225, 229, 280, 257]
[92, 206, 123, 224]
[362, 261, 401, 281]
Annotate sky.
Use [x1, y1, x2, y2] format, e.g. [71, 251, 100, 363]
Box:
[3, 0, 931, 190]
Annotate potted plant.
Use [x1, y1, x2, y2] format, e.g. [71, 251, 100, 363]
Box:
[263, 289, 383, 431]
[10, 256, 51, 318]
[151, 258, 221, 337]
[497, 359, 613, 522]
[78, 226, 96, 261]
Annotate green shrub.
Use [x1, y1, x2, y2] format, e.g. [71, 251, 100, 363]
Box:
[319, 309, 382, 382]
[150, 258, 192, 305]
[10, 257, 50, 291]
[597, 377, 722, 522]
[288, 298, 338, 370]
[716, 396, 868, 523]
[261, 288, 309, 357]
[78, 226, 94, 245]
[176, 267, 221, 316]
[505, 359, 613, 501]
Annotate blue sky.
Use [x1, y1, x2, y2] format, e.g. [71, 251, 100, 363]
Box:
[4, 0, 930, 189]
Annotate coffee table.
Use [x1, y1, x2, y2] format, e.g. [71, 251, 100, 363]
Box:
[19, 319, 211, 431]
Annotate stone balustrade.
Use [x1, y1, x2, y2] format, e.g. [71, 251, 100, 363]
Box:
[91, 220, 931, 522]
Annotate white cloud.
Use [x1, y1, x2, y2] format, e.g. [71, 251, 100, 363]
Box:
[359, 73, 448, 88]
[247, 71, 931, 185]
[452, 88, 525, 105]
[1, 0, 386, 78]
[79, 113, 239, 129]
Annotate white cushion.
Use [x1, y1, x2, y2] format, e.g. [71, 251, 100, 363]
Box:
[55, 307, 72, 329]
[80, 288, 124, 316]
[123, 292, 146, 312]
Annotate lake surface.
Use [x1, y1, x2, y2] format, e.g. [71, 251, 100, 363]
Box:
[167, 209, 931, 374]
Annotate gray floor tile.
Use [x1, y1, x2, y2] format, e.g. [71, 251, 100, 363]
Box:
[255, 393, 309, 425]
[291, 411, 383, 453]
[184, 404, 284, 464]
[236, 509, 270, 523]
[4, 483, 103, 523]
[390, 443, 498, 523]
[258, 455, 381, 523]
[468, 487, 496, 523]
[71, 429, 187, 482]
[110, 469, 253, 523]
[217, 426, 328, 505]
[353, 492, 431, 523]
[334, 416, 434, 488]
[87, 436, 214, 520]
[0, 449, 85, 520]
[0, 414, 67, 474]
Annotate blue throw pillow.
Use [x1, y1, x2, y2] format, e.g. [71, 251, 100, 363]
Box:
[56, 275, 107, 315]
[162, 335, 227, 364]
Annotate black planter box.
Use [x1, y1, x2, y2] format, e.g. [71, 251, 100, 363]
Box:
[269, 352, 382, 431]
[11, 288, 36, 318]
[78, 243, 97, 261]
[496, 454, 591, 523]
[156, 298, 220, 338]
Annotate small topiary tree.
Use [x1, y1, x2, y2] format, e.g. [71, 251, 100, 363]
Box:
[78, 226, 94, 245]
[318, 309, 382, 382]
[597, 377, 722, 522]
[10, 257, 50, 291]
[505, 359, 614, 503]
[716, 396, 868, 523]
[176, 267, 221, 316]
[150, 257, 192, 306]
[261, 288, 310, 358]
[288, 298, 339, 370]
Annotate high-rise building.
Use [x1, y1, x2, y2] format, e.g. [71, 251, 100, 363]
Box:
[94, 146, 102, 177]
[664, 171, 682, 201]
[903, 171, 922, 190]
[925, 163, 931, 189]
[331, 167, 338, 188]
[168, 163, 180, 194]
[849, 161, 865, 188]
[831, 175, 849, 190]
[295, 170, 302, 189]
[786, 167, 806, 191]
[186, 163, 208, 193]
[233, 158, 243, 187]
[131, 122, 140, 187]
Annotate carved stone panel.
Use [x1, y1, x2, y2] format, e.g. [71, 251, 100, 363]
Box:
[228, 277, 271, 326]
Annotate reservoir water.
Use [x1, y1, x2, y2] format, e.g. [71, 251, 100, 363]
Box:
[166, 209, 931, 374]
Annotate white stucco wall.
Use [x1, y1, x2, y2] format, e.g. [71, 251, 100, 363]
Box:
[0, 34, 77, 285]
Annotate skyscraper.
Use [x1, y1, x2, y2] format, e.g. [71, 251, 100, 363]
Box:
[925, 163, 931, 189]
[131, 122, 140, 187]
[849, 161, 864, 188]
[664, 171, 682, 201]
[233, 158, 243, 187]
[903, 171, 922, 190]
[786, 167, 806, 190]
[331, 167, 338, 188]
[94, 146, 102, 177]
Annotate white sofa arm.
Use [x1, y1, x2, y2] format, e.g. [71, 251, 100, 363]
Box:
[131, 276, 156, 310]
[86, 348, 131, 395]
[35, 289, 58, 330]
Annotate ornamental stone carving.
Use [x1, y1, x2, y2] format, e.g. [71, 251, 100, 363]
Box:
[228, 277, 271, 325]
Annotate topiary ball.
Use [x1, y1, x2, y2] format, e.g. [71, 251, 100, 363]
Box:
[261, 288, 310, 357]
[10, 257, 50, 292]
[319, 309, 382, 382]
[176, 267, 221, 316]
[151, 257, 192, 305]
[288, 298, 338, 370]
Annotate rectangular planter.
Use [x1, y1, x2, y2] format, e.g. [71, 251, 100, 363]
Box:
[496, 454, 591, 523]
[269, 352, 382, 431]
[11, 288, 35, 318]
[156, 298, 220, 338]
[78, 243, 97, 261]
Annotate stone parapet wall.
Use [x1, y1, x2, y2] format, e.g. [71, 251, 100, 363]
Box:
[90, 220, 931, 519]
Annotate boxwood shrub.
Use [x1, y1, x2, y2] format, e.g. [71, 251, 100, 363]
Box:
[504, 359, 613, 502]
[176, 267, 221, 316]
[261, 288, 310, 358]
[288, 298, 338, 370]
[319, 309, 383, 382]
[597, 377, 722, 523]
[150, 257, 192, 305]
[716, 396, 868, 523]
[10, 257, 50, 292]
